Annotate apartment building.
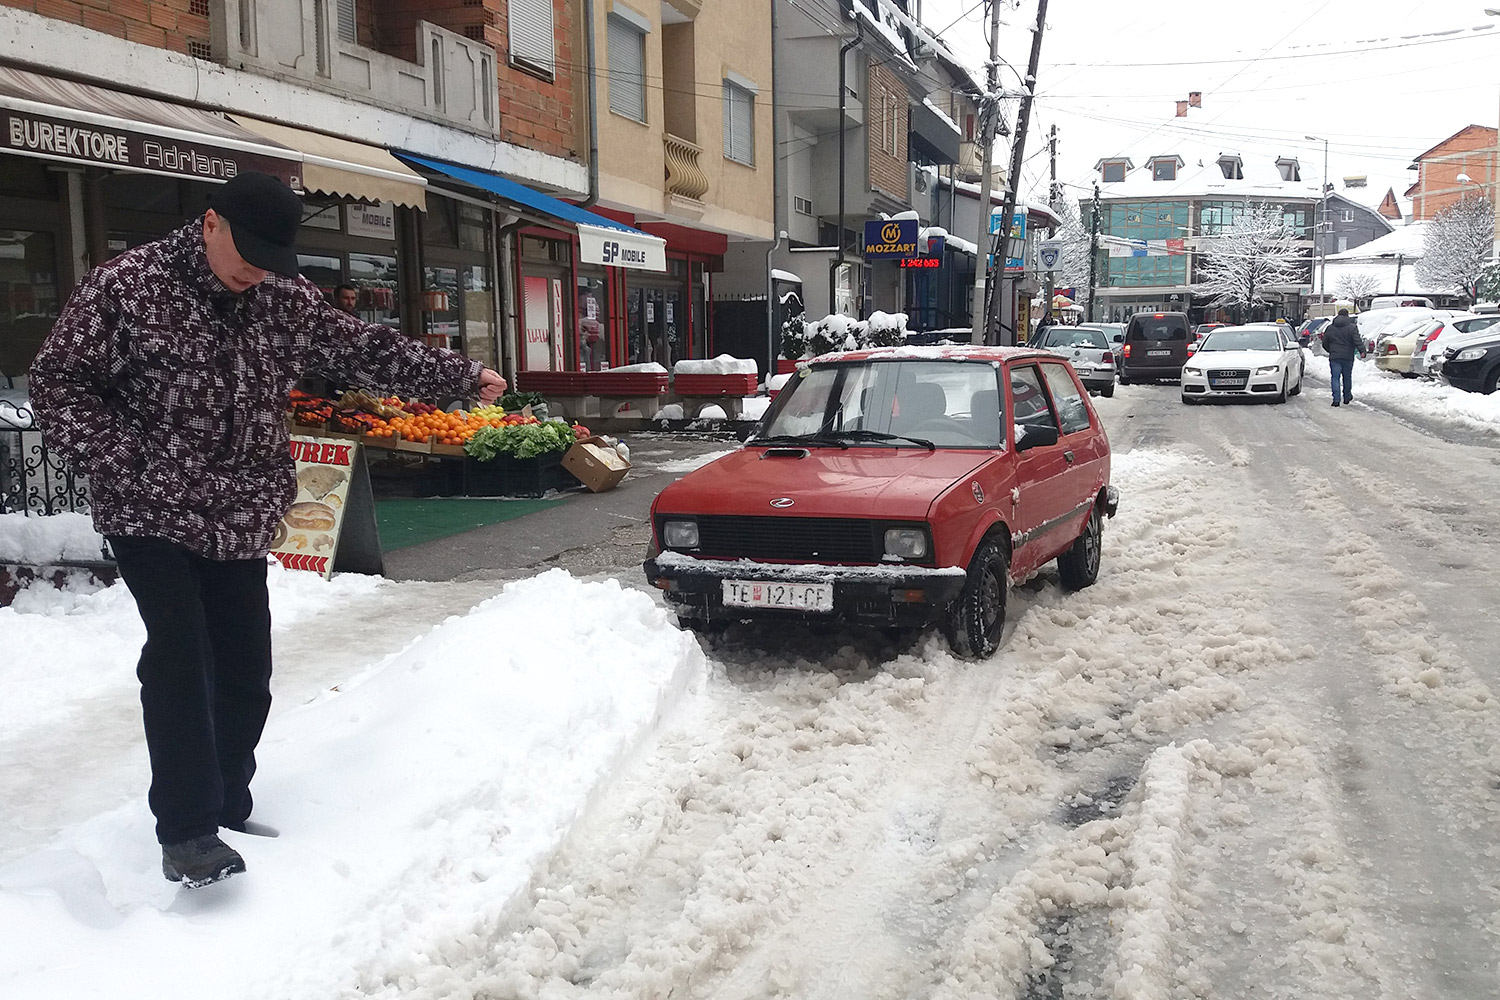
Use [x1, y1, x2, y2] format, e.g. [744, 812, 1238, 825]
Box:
[1085, 150, 1318, 324]
[0, 0, 674, 383]
[1404, 124, 1497, 222]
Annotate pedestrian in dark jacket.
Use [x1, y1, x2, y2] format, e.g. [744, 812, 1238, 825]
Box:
[1320, 309, 1366, 406]
[29, 172, 507, 888]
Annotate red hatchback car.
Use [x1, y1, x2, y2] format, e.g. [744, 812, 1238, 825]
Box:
[644, 346, 1118, 658]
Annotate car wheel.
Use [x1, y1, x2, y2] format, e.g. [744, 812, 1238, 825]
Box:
[1290, 366, 1303, 396]
[1118, 375, 1130, 386]
[1274, 373, 1288, 404]
[943, 535, 1009, 660]
[1181, 394, 1197, 405]
[1484, 368, 1500, 395]
[1057, 504, 1102, 592]
[1100, 382, 1115, 398]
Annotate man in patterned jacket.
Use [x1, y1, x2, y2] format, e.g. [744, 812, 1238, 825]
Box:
[29, 171, 507, 888]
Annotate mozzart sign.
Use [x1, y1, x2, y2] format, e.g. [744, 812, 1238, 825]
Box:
[863, 218, 919, 259]
[578, 224, 667, 272]
[1, 107, 302, 187]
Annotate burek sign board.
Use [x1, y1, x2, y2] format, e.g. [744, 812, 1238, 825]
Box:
[270, 435, 385, 580]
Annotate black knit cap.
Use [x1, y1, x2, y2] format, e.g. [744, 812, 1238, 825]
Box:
[208, 171, 303, 277]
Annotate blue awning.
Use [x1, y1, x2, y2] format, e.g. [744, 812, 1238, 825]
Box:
[396, 152, 666, 272]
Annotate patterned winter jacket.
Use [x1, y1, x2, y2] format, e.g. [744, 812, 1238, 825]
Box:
[30, 220, 483, 560]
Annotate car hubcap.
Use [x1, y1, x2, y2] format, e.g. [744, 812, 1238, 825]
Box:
[980, 566, 1003, 630]
[1085, 511, 1101, 573]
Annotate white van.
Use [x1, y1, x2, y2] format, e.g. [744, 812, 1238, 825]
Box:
[1369, 295, 1434, 310]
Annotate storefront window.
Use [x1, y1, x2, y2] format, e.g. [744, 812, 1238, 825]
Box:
[349, 252, 400, 328]
[458, 205, 490, 253]
[297, 254, 342, 301]
[0, 230, 59, 377]
[577, 267, 609, 371]
[422, 266, 460, 351]
[423, 199, 458, 247]
[462, 264, 497, 370]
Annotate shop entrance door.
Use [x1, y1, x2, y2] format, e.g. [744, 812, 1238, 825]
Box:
[627, 284, 684, 368]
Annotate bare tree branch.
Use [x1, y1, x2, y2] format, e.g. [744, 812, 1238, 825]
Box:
[1195, 204, 1308, 320]
[1417, 195, 1494, 304]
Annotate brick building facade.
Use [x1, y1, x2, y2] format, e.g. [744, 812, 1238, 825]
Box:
[1405, 124, 1498, 221]
[867, 60, 909, 201]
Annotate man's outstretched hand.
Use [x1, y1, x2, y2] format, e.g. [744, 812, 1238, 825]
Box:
[476, 367, 508, 404]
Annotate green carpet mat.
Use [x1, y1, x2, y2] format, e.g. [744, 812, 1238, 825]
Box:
[375, 497, 565, 551]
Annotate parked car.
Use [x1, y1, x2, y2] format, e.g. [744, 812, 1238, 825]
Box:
[644, 346, 1119, 658]
[1033, 325, 1116, 397]
[1298, 317, 1330, 351]
[1420, 315, 1500, 378]
[1356, 308, 1437, 356]
[1180, 325, 1304, 403]
[1439, 332, 1500, 393]
[1374, 314, 1443, 376]
[1118, 311, 1191, 383]
[1100, 322, 1127, 367]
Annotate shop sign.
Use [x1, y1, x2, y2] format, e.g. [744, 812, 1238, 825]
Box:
[862, 219, 919, 259]
[578, 224, 667, 272]
[346, 202, 396, 239]
[989, 210, 1027, 272]
[523, 275, 553, 371]
[271, 435, 383, 579]
[1, 107, 302, 188]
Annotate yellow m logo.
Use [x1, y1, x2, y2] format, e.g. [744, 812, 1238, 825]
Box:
[881, 222, 902, 244]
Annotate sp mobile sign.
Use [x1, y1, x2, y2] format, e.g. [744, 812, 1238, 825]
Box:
[862, 218, 919, 259]
[578, 224, 667, 272]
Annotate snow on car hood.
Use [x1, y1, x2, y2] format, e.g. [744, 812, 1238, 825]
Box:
[654, 446, 993, 520]
[1187, 350, 1285, 369]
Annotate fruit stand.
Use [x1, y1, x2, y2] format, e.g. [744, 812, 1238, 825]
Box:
[287, 389, 591, 499]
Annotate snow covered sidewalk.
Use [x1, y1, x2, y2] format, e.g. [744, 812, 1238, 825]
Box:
[1303, 354, 1500, 437]
[1, 566, 706, 1000]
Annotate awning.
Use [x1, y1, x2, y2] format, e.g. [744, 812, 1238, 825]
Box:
[0, 66, 302, 188]
[396, 152, 667, 272]
[229, 115, 427, 210]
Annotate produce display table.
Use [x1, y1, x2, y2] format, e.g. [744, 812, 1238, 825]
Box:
[672, 372, 759, 419]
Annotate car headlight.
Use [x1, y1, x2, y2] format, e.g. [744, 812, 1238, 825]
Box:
[662, 520, 699, 548]
[883, 528, 929, 559]
[1183, 366, 1202, 376]
[1253, 365, 1280, 375]
[1456, 347, 1487, 362]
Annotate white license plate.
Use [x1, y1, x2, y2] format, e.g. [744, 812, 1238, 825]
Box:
[1147, 349, 1172, 356]
[723, 580, 833, 611]
[1211, 378, 1247, 387]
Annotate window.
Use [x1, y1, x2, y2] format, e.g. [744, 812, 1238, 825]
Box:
[723, 79, 755, 165]
[1339, 208, 1354, 223]
[607, 12, 647, 123]
[1336, 236, 1348, 252]
[1041, 364, 1091, 435]
[1101, 162, 1126, 183]
[335, 0, 355, 43]
[794, 195, 814, 216]
[887, 90, 900, 155]
[1009, 365, 1058, 438]
[509, 0, 556, 77]
[1152, 159, 1176, 181]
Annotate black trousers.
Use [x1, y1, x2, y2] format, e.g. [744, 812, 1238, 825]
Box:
[107, 536, 273, 845]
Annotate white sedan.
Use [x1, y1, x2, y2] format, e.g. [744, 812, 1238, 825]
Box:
[1180, 325, 1304, 404]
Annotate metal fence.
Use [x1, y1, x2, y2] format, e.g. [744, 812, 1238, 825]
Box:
[0, 401, 92, 517]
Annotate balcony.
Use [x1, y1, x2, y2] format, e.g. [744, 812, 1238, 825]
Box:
[213, 0, 499, 135]
[664, 132, 709, 209]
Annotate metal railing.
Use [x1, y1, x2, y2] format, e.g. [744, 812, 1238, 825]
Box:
[0, 402, 91, 517]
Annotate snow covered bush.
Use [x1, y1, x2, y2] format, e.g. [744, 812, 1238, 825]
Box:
[779, 311, 808, 361]
[865, 311, 908, 348]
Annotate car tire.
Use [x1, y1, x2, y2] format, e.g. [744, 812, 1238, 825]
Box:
[1484, 368, 1500, 395]
[1290, 369, 1303, 396]
[1274, 373, 1288, 403]
[1100, 382, 1115, 398]
[1118, 375, 1130, 386]
[943, 535, 1009, 660]
[1181, 394, 1197, 405]
[1057, 504, 1102, 592]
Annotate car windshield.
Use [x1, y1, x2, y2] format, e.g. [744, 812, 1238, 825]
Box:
[1040, 327, 1108, 349]
[756, 359, 1003, 448]
[1198, 329, 1281, 352]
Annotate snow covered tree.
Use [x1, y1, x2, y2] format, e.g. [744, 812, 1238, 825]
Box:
[1332, 271, 1381, 303]
[1195, 203, 1308, 322]
[1417, 195, 1494, 304]
[1054, 198, 1092, 292]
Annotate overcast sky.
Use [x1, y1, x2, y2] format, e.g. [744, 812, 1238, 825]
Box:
[918, 0, 1500, 206]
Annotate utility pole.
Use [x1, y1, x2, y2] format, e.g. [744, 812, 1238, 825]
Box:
[1087, 180, 1100, 322]
[969, 0, 1005, 345]
[1306, 133, 1329, 305]
[986, 0, 1049, 345]
[1042, 123, 1058, 324]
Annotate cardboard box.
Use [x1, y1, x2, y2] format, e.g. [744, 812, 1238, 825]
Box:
[562, 439, 630, 492]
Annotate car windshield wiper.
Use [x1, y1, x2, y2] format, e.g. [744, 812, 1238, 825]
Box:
[750, 433, 850, 449]
[832, 429, 936, 450]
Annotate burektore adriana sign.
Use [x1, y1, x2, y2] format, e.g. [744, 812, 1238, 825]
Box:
[862, 218, 919, 259]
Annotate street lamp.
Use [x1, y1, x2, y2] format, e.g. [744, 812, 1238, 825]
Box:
[1306, 134, 1330, 302]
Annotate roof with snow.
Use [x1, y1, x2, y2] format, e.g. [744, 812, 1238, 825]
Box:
[1094, 149, 1320, 203]
[1326, 220, 1428, 261]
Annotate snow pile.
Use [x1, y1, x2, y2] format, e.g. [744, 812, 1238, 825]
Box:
[0, 569, 706, 1000]
[605, 362, 669, 374]
[673, 355, 758, 376]
[0, 511, 104, 564]
[1305, 355, 1500, 437]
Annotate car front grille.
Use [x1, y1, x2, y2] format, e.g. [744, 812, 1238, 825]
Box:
[686, 515, 886, 563]
[1208, 369, 1250, 388]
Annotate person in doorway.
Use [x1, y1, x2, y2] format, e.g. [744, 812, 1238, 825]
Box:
[29, 171, 507, 888]
[1320, 308, 1366, 406]
[332, 283, 359, 315]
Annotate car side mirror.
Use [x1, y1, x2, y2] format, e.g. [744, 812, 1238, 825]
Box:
[1014, 423, 1060, 451]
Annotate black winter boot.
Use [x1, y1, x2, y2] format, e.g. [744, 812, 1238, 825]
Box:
[161, 834, 246, 888]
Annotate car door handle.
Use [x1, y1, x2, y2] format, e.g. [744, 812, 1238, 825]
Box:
[1064, 450, 1075, 464]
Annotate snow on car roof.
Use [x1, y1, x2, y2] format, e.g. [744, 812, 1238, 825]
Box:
[806, 345, 1046, 364]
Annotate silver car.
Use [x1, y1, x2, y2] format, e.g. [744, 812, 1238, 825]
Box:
[1033, 324, 1117, 397]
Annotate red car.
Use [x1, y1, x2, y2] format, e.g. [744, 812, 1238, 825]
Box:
[644, 346, 1118, 658]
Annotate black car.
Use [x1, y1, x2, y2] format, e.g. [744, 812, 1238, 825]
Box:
[1118, 312, 1191, 383]
[1439, 334, 1500, 394]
